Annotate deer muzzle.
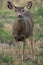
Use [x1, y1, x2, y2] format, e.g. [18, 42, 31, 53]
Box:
[18, 13, 22, 18]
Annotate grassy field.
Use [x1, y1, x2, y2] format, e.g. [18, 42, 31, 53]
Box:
[0, 5, 43, 65]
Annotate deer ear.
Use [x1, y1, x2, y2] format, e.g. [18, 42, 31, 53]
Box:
[24, 1, 32, 10]
[7, 1, 16, 10]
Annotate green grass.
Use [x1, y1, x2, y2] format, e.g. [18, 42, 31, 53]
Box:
[0, 53, 13, 65]
[0, 28, 14, 42]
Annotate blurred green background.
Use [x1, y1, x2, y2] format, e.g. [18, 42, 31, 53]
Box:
[0, 0, 43, 65]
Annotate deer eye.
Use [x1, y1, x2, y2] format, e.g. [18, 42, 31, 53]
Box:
[15, 9, 17, 12]
[22, 9, 24, 12]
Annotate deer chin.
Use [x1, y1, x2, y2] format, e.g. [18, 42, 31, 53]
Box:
[17, 18, 23, 21]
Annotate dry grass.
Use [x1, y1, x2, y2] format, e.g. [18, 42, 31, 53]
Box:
[0, 38, 43, 65]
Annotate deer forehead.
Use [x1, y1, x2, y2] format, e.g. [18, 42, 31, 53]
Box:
[15, 7, 24, 11]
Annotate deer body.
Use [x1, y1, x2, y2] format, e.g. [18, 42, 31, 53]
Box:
[7, 1, 34, 65]
[13, 11, 33, 41]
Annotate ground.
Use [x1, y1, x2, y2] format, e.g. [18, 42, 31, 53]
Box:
[0, 38, 43, 65]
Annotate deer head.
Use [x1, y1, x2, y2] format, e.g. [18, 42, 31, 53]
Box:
[7, 1, 32, 19]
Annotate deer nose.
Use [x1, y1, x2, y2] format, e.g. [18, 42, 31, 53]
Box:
[18, 13, 22, 18]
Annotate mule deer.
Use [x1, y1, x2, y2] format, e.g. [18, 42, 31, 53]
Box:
[7, 1, 34, 65]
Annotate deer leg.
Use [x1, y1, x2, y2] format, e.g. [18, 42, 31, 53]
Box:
[12, 39, 18, 65]
[22, 40, 25, 65]
[30, 35, 34, 60]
